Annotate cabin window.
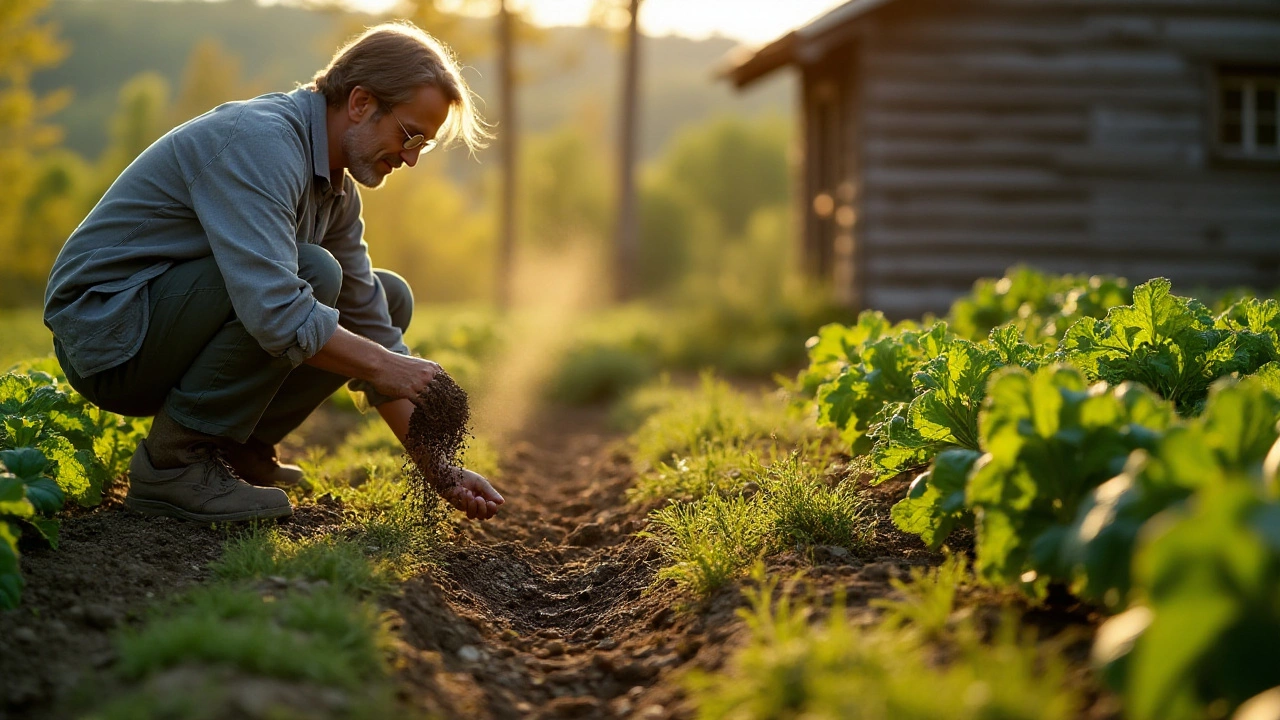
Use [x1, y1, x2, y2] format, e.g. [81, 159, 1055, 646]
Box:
[1217, 68, 1280, 158]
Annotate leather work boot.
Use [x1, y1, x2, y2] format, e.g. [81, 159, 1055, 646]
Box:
[125, 410, 292, 522]
[223, 436, 305, 488]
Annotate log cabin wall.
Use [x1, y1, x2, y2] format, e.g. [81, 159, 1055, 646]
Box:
[808, 0, 1280, 319]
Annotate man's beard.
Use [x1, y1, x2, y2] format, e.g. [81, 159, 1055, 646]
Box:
[342, 121, 391, 189]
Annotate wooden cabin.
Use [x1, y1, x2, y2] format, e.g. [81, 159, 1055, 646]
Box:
[724, 0, 1280, 318]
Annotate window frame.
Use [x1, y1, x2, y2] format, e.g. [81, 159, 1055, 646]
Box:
[1213, 66, 1280, 162]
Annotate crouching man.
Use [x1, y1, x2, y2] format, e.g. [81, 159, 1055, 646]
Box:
[42, 22, 504, 523]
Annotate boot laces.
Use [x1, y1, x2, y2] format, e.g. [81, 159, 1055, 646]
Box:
[196, 454, 246, 492]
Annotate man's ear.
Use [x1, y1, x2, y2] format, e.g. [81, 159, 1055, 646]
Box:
[347, 86, 375, 123]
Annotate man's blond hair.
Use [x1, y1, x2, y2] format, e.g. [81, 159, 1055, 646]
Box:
[308, 21, 491, 154]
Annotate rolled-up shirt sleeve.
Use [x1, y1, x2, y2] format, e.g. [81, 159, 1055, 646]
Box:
[323, 177, 410, 407]
[183, 112, 340, 365]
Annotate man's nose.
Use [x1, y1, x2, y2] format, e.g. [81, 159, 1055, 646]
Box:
[400, 147, 422, 168]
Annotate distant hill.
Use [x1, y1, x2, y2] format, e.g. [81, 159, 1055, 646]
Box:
[34, 0, 793, 162]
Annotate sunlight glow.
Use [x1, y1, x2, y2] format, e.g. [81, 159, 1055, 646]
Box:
[351, 0, 850, 45]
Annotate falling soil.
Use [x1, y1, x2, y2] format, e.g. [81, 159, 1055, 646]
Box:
[405, 371, 472, 502]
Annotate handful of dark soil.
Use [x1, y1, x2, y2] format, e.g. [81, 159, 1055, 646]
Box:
[404, 371, 473, 504]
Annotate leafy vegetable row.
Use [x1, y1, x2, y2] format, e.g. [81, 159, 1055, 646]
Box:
[1, 368, 147, 607]
[799, 273, 1280, 720]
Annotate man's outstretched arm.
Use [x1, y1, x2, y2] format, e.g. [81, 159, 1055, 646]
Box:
[375, 398, 504, 521]
[303, 329, 505, 520]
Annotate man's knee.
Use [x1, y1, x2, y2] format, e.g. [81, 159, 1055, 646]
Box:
[375, 270, 413, 332]
[298, 243, 342, 306]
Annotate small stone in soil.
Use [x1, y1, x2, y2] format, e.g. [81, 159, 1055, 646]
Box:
[457, 645, 481, 663]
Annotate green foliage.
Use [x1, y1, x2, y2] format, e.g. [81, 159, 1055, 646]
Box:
[691, 571, 1078, 720]
[967, 367, 1173, 587]
[0, 447, 63, 607]
[214, 528, 395, 596]
[0, 368, 144, 607]
[1048, 376, 1280, 608]
[116, 585, 389, 689]
[644, 454, 871, 596]
[1057, 278, 1269, 415]
[628, 374, 819, 502]
[803, 317, 1044, 482]
[890, 449, 980, 551]
[1094, 479, 1280, 720]
[871, 553, 970, 641]
[646, 491, 772, 596]
[948, 266, 1130, 344]
[767, 454, 871, 551]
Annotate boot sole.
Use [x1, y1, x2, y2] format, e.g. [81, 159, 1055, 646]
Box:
[124, 496, 294, 523]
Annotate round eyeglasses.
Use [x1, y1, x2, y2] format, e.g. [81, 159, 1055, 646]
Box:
[384, 104, 437, 153]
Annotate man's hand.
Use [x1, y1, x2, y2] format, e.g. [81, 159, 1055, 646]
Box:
[441, 468, 504, 520]
[368, 353, 441, 402]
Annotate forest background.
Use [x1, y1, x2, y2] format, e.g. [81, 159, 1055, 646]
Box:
[2, 0, 802, 320]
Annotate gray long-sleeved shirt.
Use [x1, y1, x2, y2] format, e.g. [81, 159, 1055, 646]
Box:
[44, 88, 408, 399]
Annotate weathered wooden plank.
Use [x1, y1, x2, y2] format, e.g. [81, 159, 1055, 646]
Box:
[863, 49, 1192, 81]
[863, 110, 1090, 140]
[862, 286, 971, 318]
[863, 225, 1280, 256]
[862, 167, 1070, 190]
[864, 79, 1202, 111]
[864, 253, 1269, 286]
[863, 196, 1089, 225]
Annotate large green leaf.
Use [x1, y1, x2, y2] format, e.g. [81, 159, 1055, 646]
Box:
[0, 521, 22, 609]
[0, 447, 49, 480]
[1111, 483, 1280, 720]
[24, 477, 64, 516]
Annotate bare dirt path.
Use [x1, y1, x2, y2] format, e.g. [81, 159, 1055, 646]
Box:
[386, 405, 743, 720]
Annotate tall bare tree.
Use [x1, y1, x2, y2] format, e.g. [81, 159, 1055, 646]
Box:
[592, 0, 642, 301]
[495, 0, 517, 310]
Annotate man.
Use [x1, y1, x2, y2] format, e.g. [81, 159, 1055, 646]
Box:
[43, 22, 504, 523]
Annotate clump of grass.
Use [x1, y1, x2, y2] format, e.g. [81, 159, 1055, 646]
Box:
[115, 585, 389, 688]
[214, 527, 394, 595]
[644, 453, 873, 596]
[645, 492, 773, 596]
[690, 570, 1079, 720]
[626, 373, 827, 502]
[765, 454, 872, 550]
[871, 553, 970, 640]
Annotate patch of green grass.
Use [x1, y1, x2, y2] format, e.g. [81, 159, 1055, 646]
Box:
[690, 571, 1079, 720]
[871, 553, 969, 641]
[645, 492, 773, 596]
[765, 454, 872, 551]
[626, 373, 827, 503]
[214, 528, 394, 595]
[644, 453, 873, 596]
[116, 585, 388, 688]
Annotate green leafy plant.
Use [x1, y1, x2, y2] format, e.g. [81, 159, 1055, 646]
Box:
[1057, 278, 1269, 415]
[0, 447, 66, 607]
[965, 366, 1173, 587]
[1047, 376, 1280, 608]
[948, 266, 1130, 344]
[1094, 479, 1280, 720]
[0, 369, 145, 608]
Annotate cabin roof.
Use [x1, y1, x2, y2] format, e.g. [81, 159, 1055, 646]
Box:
[721, 0, 897, 88]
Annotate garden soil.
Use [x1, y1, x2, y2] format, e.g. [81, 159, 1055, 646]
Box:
[0, 403, 1117, 720]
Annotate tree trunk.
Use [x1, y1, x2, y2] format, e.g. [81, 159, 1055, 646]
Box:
[613, 0, 641, 302]
[496, 0, 517, 311]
